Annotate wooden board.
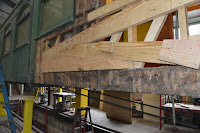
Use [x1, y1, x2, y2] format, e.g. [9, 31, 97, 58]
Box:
[42, 66, 200, 97]
[103, 90, 132, 124]
[41, 56, 132, 72]
[134, 15, 168, 68]
[49, 0, 199, 57]
[128, 26, 137, 43]
[158, 39, 200, 69]
[145, 15, 168, 41]
[40, 41, 171, 73]
[189, 34, 200, 39]
[157, 14, 174, 41]
[88, 0, 140, 21]
[178, 6, 189, 39]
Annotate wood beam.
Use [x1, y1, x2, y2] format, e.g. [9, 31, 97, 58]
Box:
[110, 32, 123, 42]
[40, 41, 170, 73]
[134, 15, 168, 68]
[128, 26, 137, 43]
[189, 34, 200, 39]
[110, 31, 123, 53]
[42, 66, 200, 97]
[145, 15, 168, 41]
[88, 0, 140, 22]
[128, 26, 141, 68]
[54, 0, 199, 55]
[178, 6, 189, 39]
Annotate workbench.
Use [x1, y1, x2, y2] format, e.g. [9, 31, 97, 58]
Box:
[53, 92, 76, 110]
[163, 103, 200, 111]
[163, 103, 200, 129]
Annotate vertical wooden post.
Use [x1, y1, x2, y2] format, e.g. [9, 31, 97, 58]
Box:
[128, 26, 137, 43]
[178, 6, 189, 39]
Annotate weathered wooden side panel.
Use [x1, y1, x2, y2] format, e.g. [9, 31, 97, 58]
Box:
[42, 66, 200, 97]
[35, 0, 106, 83]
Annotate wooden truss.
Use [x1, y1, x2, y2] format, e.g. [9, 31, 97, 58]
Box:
[35, 0, 200, 97]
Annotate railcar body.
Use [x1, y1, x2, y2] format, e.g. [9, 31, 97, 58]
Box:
[0, 0, 102, 84]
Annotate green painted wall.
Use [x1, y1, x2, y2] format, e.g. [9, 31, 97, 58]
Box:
[0, 0, 32, 83]
[0, 0, 74, 84]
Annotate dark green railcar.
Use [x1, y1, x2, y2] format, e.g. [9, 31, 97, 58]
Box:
[0, 0, 74, 84]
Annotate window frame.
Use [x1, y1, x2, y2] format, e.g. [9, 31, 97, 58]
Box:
[2, 24, 12, 55]
[15, 4, 31, 49]
[39, 0, 75, 36]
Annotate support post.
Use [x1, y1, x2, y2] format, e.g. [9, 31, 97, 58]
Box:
[9, 83, 12, 97]
[75, 88, 88, 115]
[22, 99, 34, 133]
[160, 95, 162, 130]
[172, 95, 178, 132]
[178, 6, 189, 39]
[58, 88, 62, 102]
[48, 87, 50, 106]
[21, 84, 24, 95]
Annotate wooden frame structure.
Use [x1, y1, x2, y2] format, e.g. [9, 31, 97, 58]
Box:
[35, 0, 200, 97]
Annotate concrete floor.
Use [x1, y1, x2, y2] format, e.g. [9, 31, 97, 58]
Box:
[90, 108, 200, 133]
[9, 94, 36, 101]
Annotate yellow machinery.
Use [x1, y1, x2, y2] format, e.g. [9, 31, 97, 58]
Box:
[36, 87, 45, 97]
[75, 88, 88, 115]
[58, 88, 62, 102]
[0, 91, 7, 116]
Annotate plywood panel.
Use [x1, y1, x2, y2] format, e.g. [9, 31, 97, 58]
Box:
[103, 90, 133, 123]
[158, 39, 200, 69]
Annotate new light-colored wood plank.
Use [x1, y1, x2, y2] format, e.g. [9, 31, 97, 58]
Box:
[189, 34, 200, 39]
[145, 15, 168, 41]
[128, 26, 137, 43]
[41, 56, 132, 72]
[110, 32, 123, 52]
[158, 39, 200, 69]
[128, 26, 140, 68]
[47, 0, 198, 64]
[88, 0, 140, 21]
[178, 6, 189, 39]
[41, 41, 171, 73]
[135, 15, 168, 68]
[127, 26, 142, 68]
[110, 32, 123, 42]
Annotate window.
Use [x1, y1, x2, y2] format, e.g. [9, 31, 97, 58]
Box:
[3, 25, 12, 54]
[173, 24, 200, 39]
[16, 6, 31, 47]
[189, 23, 200, 36]
[40, 0, 74, 31]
